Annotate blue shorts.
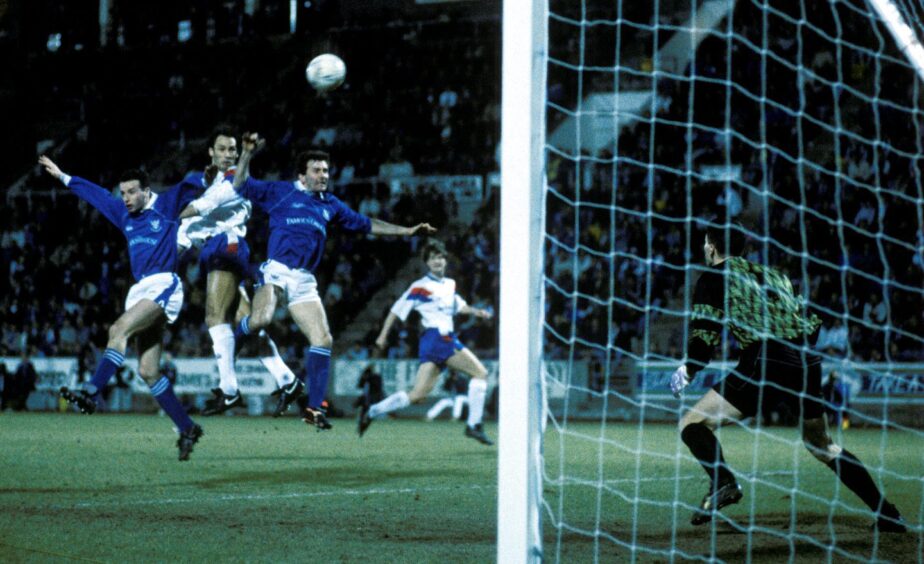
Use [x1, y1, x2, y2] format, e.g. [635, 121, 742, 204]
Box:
[419, 329, 465, 367]
[199, 234, 251, 278]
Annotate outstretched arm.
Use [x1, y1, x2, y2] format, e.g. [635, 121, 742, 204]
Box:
[369, 218, 437, 237]
[38, 155, 123, 226]
[459, 304, 494, 319]
[38, 155, 70, 185]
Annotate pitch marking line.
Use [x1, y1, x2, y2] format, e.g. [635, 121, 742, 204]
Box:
[67, 484, 496, 509]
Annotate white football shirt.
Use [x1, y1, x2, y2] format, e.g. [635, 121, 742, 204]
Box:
[178, 170, 251, 249]
[391, 274, 468, 336]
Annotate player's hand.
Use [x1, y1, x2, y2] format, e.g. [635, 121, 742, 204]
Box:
[204, 164, 220, 186]
[407, 223, 437, 236]
[476, 306, 494, 320]
[670, 365, 690, 398]
[38, 155, 65, 182]
[241, 132, 265, 154]
[373, 337, 387, 356]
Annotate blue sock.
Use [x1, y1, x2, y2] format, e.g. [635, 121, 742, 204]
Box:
[86, 348, 124, 398]
[307, 347, 331, 409]
[233, 315, 251, 343]
[150, 377, 195, 433]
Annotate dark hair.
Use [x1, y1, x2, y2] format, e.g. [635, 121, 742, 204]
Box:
[296, 149, 331, 175]
[704, 222, 748, 257]
[421, 239, 448, 262]
[208, 125, 237, 149]
[119, 169, 150, 188]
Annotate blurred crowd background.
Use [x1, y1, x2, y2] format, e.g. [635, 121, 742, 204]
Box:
[0, 0, 921, 378]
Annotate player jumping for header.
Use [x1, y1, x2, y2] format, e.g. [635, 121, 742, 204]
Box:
[183, 134, 436, 430]
[177, 126, 299, 417]
[40, 156, 206, 461]
[671, 223, 906, 532]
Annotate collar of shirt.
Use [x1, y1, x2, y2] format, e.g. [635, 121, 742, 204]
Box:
[295, 180, 327, 200]
[426, 273, 444, 282]
[141, 192, 159, 212]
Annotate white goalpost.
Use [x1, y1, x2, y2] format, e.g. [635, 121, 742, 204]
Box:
[497, 0, 547, 560]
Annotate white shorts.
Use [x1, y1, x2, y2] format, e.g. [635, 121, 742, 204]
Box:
[124, 273, 184, 324]
[259, 260, 320, 306]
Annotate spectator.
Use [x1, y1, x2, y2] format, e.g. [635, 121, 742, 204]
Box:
[10, 350, 38, 411]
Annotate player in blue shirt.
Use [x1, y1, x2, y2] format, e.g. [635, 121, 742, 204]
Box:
[178, 126, 299, 418]
[185, 136, 435, 430]
[39, 156, 206, 461]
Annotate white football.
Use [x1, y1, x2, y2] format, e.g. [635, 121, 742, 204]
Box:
[306, 53, 346, 92]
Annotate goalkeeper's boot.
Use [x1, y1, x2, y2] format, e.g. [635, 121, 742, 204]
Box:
[201, 388, 245, 416]
[302, 406, 333, 431]
[690, 481, 742, 525]
[60, 387, 97, 414]
[464, 423, 494, 446]
[357, 396, 373, 437]
[271, 379, 304, 418]
[177, 424, 204, 461]
[874, 503, 907, 533]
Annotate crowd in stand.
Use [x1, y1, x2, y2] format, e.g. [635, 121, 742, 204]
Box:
[542, 1, 924, 365]
[2, 2, 921, 372]
[2, 9, 501, 366]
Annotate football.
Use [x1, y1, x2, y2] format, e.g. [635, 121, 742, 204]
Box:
[306, 53, 346, 92]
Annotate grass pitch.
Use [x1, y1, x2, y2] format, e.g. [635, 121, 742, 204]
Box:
[0, 413, 920, 562]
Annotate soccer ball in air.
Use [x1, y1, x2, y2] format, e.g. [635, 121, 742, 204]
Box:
[306, 54, 346, 93]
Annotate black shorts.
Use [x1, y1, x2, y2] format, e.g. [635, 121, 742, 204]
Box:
[713, 334, 825, 420]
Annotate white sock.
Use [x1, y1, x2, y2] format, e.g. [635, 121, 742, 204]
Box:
[257, 329, 295, 387]
[427, 398, 454, 420]
[466, 378, 487, 427]
[209, 324, 238, 395]
[368, 390, 409, 419]
[452, 395, 468, 420]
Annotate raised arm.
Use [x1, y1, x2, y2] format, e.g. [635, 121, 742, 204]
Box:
[233, 132, 265, 191]
[369, 218, 437, 237]
[38, 155, 124, 226]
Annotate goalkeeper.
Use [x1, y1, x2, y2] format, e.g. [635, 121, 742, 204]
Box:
[671, 224, 906, 532]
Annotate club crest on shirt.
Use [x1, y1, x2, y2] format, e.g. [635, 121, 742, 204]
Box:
[292, 202, 306, 209]
[150, 218, 162, 232]
[125, 225, 134, 232]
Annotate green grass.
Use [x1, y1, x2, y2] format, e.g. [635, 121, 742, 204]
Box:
[0, 413, 920, 562]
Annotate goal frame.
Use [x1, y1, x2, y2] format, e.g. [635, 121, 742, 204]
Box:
[497, 0, 548, 561]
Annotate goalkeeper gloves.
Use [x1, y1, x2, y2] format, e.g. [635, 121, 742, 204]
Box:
[670, 365, 690, 398]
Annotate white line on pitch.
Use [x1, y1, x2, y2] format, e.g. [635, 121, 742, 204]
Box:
[68, 484, 496, 509]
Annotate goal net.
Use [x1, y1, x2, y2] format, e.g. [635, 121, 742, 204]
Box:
[500, 0, 924, 561]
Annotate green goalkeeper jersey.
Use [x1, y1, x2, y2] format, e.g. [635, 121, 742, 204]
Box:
[685, 257, 822, 375]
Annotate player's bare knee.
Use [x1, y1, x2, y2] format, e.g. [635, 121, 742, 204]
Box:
[248, 308, 273, 331]
[137, 367, 160, 386]
[679, 411, 709, 432]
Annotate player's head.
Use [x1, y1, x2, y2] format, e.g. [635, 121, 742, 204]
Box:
[422, 239, 448, 276]
[208, 125, 238, 171]
[118, 169, 152, 213]
[297, 149, 330, 192]
[703, 223, 747, 266]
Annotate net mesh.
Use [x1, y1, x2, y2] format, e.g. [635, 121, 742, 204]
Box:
[540, 0, 924, 560]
